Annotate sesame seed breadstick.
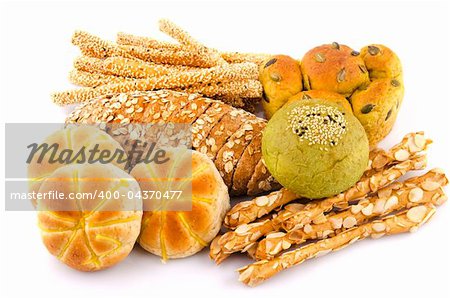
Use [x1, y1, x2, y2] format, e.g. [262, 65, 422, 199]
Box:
[116, 32, 183, 51]
[209, 154, 427, 263]
[74, 56, 173, 78]
[52, 62, 258, 105]
[237, 204, 438, 287]
[255, 168, 448, 260]
[120, 44, 219, 68]
[72, 31, 135, 59]
[220, 51, 273, 65]
[174, 79, 263, 99]
[280, 154, 427, 231]
[158, 19, 226, 66]
[68, 69, 133, 87]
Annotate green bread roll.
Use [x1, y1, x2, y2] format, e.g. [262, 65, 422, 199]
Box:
[262, 98, 369, 199]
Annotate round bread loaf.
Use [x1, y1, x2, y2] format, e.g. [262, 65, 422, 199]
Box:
[262, 99, 369, 199]
[37, 163, 142, 271]
[131, 149, 230, 260]
[28, 125, 126, 201]
[300, 43, 370, 97]
[259, 55, 303, 119]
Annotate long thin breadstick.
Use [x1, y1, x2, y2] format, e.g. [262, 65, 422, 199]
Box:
[255, 168, 448, 260]
[224, 132, 430, 229]
[52, 62, 258, 105]
[69, 69, 133, 87]
[117, 32, 182, 50]
[158, 19, 226, 66]
[220, 51, 272, 65]
[72, 31, 134, 59]
[209, 154, 427, 264]
[280, 154, 427, 231]
[237, 204, 437, 287]
[74, 56, 172, 78]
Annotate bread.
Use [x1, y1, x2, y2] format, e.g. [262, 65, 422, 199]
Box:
[28, 125, 126, 202]
[259, 55, 303, 118]
[299, 43, 404, 146]
[350, 44, 404, 145]
[37, 163, 142, 271]
[66, 90, 281, 196]
[131, 150, 230, 260]
[288, 90, 353, 113]
[300, 43, 370, 97]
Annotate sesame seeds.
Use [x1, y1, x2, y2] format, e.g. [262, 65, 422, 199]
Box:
[287, 104, 347, 148]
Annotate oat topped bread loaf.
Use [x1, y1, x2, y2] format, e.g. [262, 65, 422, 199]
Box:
[66, 90, 280, 196]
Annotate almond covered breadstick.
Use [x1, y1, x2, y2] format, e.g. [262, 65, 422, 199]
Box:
[209, 154, 427, 263]
[238, 204, 437, 286]
[255, 168, 447, 260]
[52, 62, 258, 105]
[280, 154, 427, 231]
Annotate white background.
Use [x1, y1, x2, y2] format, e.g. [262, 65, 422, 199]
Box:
[1, 0, 449, 297]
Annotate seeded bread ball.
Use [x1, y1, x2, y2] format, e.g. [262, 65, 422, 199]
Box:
[259, 55, 303, 119]
[288, 90, 353, 114]
[350, 78, 404, 146]
[262, 99, 369, 199]
[360, 44, 402, 79]
[300, 43, 370, 97]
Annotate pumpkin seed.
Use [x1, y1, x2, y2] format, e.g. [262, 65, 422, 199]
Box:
[270, 72, 281, 82]
[262, 93, 270, 103]
[385, 108, 393, 121]
[358, 64, 368, 73]
[391, 79, 401, 87]
[314, 53, 326, 63]
[331, 42, 340, 50]
[361, 104, 375, 114]
[351, 50, 360, 56]
[304, 75, 311, 90]
[337, 68, 346, 82]
[302, 93, 312, 100]
[368, 45, 380, 55]
[264, 58, 277, 68]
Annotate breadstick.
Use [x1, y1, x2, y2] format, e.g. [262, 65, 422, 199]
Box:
[52, 62, 258, 105]
[255, 168, 447, 260]
[220, 51, 272, 65]
[72, 31, 134, 59]
[176, 80, 262, 100]
[224, 188, 298, 229]
[209, 154, 426, 264]
[280, 154, 427, 231]
[68, 69, 133, 87]
[116, 32, 182, 50]
[367, 131, 431, 174]
[158, 19, 226, 66]
[209, 204, 305, 264]
[74, 56, 173, 78]
[238, 204, 437, 286]
[120, 44, 218, 68]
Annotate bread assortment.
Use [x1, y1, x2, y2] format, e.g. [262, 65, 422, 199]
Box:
[131, 150, 230, 260]
[25, 18, 446, 287]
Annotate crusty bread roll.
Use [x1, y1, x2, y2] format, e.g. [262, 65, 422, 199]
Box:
[28, 125, 126, 201]
[131, 150, 230, 260]
[66, 90, 281, 196]
[37, 163, 142, 271]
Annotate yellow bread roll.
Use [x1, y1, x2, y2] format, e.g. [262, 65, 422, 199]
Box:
[300, 43, 370, 97]
[259, 55, 303, 119]
[37, 163, 142, 271]
[131, 149, 230, 261]
[28, 125, 126, 201]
